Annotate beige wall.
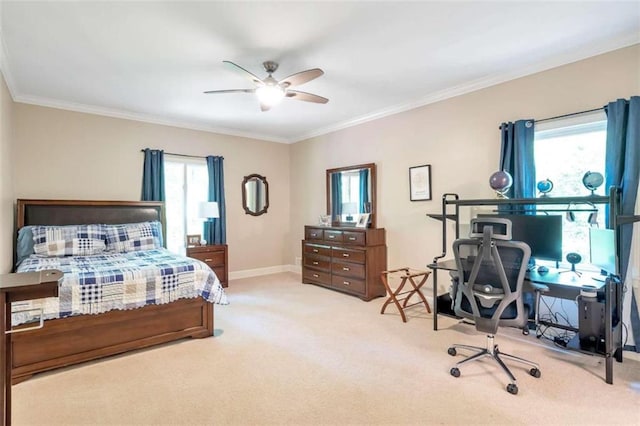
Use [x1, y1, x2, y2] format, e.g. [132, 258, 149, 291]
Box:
[290, 44, 640, 290]
[12, 105, 290, 273]
[0, 71, 14, 273]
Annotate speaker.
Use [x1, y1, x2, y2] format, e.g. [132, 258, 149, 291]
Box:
[578, 294, 605, 352]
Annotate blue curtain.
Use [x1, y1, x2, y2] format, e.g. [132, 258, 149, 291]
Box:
[604, 96, 640, 351]
[331, 172, 342, 220]
[141, 149, 165, 201]
[203, 156, 226, 245]
[499, 120, 536, 200]
[359, 169, 369, 213]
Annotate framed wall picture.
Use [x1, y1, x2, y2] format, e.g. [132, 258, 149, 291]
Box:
[409, 164, 432, 201]
[186, 234, 201, 247]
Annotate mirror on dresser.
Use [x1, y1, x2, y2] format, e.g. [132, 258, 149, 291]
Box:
[242, 174, 269, 216]
[326, 163, 376, 228]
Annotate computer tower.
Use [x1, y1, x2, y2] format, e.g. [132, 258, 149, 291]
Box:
[578, 294, 605, 352]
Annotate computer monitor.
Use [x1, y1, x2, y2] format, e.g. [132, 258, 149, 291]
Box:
[477, 214, 563, 262]
[589, 228, 616, 275]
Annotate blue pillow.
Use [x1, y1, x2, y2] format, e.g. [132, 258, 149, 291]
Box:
[16, 226, 36, 265]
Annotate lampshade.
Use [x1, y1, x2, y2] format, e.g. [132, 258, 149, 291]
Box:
[198, 201, 220, 219]
[342, 202, 358, 215]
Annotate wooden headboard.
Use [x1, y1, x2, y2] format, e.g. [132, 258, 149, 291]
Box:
[17, 199, 165, 229]
[14, 199, 166, 271]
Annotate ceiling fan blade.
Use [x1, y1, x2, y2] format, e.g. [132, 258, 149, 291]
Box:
[279, 68, 324, 88]
[203, 89, 256, 94]
[260, 103, 272, 112]
[223, 61, 264, 86]
[286, 90, 329, 104]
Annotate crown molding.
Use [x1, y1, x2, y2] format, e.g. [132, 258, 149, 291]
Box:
[13, 94, 290, 144]
[290, 36, 640, 143]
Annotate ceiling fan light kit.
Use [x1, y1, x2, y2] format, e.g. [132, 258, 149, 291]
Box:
[205, 60, 328, 111]
[256, 84, 285, 107]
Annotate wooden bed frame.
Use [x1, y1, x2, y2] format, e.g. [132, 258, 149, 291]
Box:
[11, 199, 215, 383]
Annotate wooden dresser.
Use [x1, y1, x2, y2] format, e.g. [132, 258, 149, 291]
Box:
[301, 226, 387, 301]
[187, 244, 228, 288]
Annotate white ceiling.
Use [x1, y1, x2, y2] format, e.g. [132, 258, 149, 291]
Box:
[1, 1, 638, 143]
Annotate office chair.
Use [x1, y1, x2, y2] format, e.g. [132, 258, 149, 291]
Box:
[447, 218, 541, 395]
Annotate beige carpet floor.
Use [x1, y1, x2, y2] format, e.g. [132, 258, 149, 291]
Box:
[12, 272, 640, 425]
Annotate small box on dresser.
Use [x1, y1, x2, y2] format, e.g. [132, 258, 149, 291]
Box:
[302, 226, 387, 301]
[187, 244, 228, 288]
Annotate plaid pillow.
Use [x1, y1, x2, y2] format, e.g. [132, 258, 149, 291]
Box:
[32, 224, 106, 257]
[105, 221, 163, 253]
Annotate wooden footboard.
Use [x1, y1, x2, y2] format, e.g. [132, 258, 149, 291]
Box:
[11, 297, 214, 383]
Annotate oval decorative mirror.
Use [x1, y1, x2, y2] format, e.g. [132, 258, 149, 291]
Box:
[242, 174, 269, 216]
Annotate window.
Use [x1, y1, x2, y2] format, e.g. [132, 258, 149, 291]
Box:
[164, 156, 208, 254]
[340, 171, 360, 221]
[533, 111, 607, 265]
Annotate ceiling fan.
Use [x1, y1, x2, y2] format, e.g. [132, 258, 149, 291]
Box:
[204, 60, 328, 112]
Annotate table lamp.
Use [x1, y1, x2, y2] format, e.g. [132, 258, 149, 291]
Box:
[198, 202, 220, 246]
[199, 201, 220, 220]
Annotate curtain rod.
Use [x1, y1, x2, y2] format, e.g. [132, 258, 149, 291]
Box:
[535, 107, 604, 124]
[498, 106, 605, 129]
[140, 150, 224, 160]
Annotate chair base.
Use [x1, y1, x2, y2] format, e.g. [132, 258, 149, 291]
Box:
[447, 335, 541, 395]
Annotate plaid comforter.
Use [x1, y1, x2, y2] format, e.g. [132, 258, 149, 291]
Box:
[13, 248, 228, 326]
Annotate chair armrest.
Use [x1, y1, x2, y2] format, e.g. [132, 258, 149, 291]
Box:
[530, 283, 549, 294]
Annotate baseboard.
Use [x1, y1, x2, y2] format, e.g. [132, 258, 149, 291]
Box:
[229, 265, 300, 280]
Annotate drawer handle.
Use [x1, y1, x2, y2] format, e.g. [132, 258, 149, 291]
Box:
[328, 235, 335, 239]
[312, 261, 319, 265]
[342, 281, 350, 286]
[204, 258, 213, 262]
[348, 237, 356, 241]
[313, 274, 319, 278]
[342, 267, 350, 271]
[312, 249, 319, 253]
[342, 253, 350, 258]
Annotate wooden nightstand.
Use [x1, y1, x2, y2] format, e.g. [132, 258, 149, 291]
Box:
[1, 269, 62, 424]
[187, 245, 228, 288]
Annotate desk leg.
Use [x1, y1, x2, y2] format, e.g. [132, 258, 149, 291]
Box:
[1, 292, 9, 425]
[433, 269, 438, 331]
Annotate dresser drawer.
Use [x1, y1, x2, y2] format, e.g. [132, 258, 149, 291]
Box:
[303, 268, 331, 285]
[189, 251, 225, 267]
[303, 243, 331, 257]
[305, 227, 324, 240]
[304, 256, 331, 271]
[331, 275, 366, 294]
[324, 230, 343, 243]
[342, 231, 365, 245]
[331, 261, 366, 279]
[332, 247, 366, 264]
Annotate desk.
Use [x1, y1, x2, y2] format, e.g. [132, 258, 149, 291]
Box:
[427, 259, 623, 384]
[1, 270, 62, 425]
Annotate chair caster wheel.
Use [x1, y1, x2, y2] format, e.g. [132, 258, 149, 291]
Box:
[450, 367, 460, 378]
[529, 368, 541, 378]
[506, 383, 518, 395]
[447, 347, 457, 356]
[522, 328, 529, 335]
